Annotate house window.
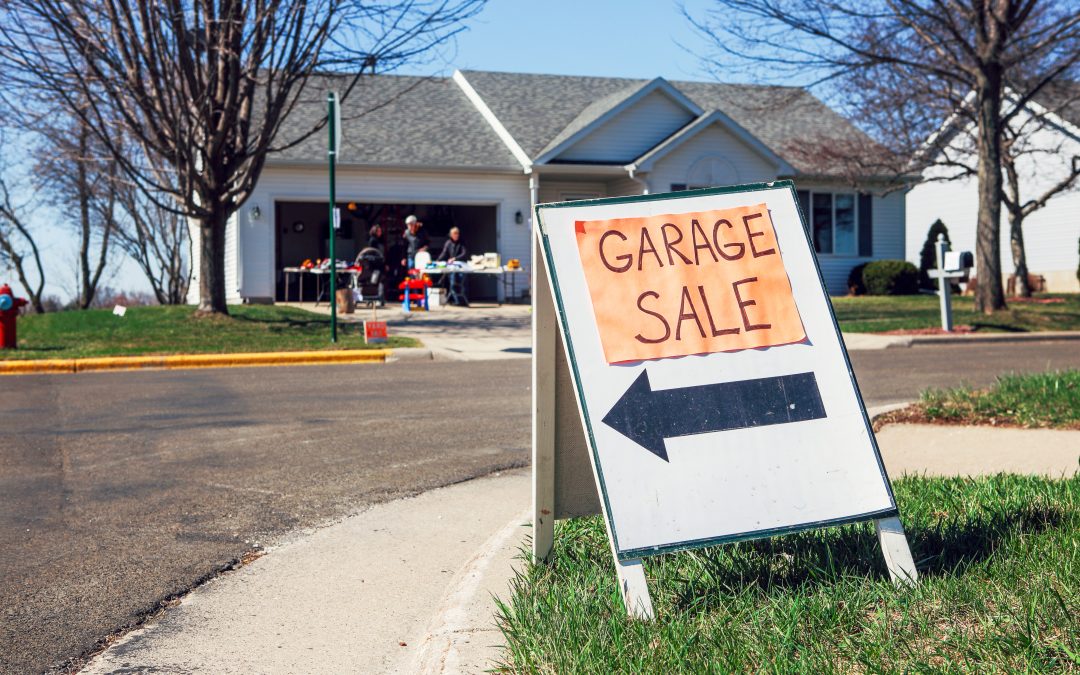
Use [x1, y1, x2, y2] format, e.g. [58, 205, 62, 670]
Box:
[670, 183, 711, 192]
[796, 189, 873, 256]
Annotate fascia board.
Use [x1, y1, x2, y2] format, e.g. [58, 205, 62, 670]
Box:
[263, 159, 526, 175]
[452, 69, 533, 172]
[918, 86, 1080, 167]
[533, 163, 628, 176]
[1009, 88, 1080, 143]
[533, 78, 705, 166]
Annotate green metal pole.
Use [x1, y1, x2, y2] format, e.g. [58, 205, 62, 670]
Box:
[328, 92, 338, 343]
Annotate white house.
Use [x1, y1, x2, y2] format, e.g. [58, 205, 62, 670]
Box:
[906, 84, 1080, 292]
[191, 69, 910, 304]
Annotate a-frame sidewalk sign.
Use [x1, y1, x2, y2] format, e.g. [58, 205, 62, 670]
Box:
[531, 181, 917, 619]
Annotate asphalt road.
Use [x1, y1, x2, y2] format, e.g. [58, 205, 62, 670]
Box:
[2, 340, 1080, 673]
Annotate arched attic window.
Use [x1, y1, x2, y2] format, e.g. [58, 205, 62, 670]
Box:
[673, 155, 740, 191]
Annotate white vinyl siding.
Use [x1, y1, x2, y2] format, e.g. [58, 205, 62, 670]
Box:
[908, 177, 1080, 292]
[606, 176, 649, 196]
[537, 180, 608, 205]
[555, 90, 695, 164]
[906, 105, 1080, 292]
[646, 125, 778, 192]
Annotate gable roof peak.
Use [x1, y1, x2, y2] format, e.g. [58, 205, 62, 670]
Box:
[532, 76, 702, 164]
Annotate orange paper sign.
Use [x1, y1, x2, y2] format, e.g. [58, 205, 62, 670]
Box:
[574, 203, 805, 363]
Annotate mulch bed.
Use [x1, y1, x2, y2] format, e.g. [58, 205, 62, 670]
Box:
[872, 406, 1080, 433]
[1007, 296, 1066, 304]
[875, 325, 975, 336]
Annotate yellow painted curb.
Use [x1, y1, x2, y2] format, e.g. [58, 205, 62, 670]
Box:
[0, 359, 76, 374]
[0, 349, 391, 375]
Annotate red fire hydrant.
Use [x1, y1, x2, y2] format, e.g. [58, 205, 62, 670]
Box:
[0, 283, 29, 349]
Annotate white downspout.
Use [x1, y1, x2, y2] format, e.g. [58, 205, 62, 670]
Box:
[528, 171, 539, 223]
[627, 165, 650, 194]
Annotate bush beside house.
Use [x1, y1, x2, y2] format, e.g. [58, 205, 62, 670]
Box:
[847, 262, 869, 295]
[862, 260, 921, 295]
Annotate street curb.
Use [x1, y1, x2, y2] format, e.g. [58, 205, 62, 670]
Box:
[0, 349, 391, 375]
[385, 347, 434, 362]
[905, 330, 1080, 346]
[384, 346, 476, 362]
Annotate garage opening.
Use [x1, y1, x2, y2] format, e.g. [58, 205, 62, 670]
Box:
[274, 201, 499, 302]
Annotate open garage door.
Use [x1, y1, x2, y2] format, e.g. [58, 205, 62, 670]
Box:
[275, 201, 499, 302]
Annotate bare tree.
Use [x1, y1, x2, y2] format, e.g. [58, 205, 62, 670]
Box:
[0, 0, 484, 316]
[0, 170, 47, 313]
[1001, 83, 1080, 296]
[688, 0, 1080, 313]
[34, 107, 119, 309]
[113, 184, 191, 305]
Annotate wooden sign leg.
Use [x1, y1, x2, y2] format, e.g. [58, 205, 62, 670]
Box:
[532, 235, 556, 563]
[616, 558, 655, 620]
[875, 516, 918, 586]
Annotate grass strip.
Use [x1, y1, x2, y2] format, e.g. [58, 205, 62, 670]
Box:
[877, 370, 1080, 430]
[831, 294, 1080, 333]
[4, 305, 417, 360]
[496, 475, 1080, 673]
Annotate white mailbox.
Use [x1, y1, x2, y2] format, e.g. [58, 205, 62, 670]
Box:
[944, 250, 974, 274]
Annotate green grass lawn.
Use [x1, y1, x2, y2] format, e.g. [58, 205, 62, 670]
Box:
[496, 475, 1080, 673]
[879, 370, 1080, 430]
[832, 293, 1080, 333]
[3, 305, 417, 360]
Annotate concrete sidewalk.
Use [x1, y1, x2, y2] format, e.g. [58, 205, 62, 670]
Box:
[80, 421, 1078, 674]
[83, 471, 530, 675]
[287, 302, 532, 361]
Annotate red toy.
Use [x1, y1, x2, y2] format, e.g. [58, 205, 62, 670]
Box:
[0, 283, 28, 349]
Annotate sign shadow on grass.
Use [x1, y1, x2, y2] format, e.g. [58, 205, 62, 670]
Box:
[668, 502, 1066, 611]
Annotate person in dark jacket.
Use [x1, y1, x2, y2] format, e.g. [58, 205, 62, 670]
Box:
[437, 226, 467, 263]
[401, 215, 428, 269]
[437, 227, 469, 306]
[366, 224, 384, 254]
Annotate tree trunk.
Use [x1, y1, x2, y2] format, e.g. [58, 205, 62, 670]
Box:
[196, 209, 229, 315]
[973, 71, 1008, 314]
[1009, 210, 1031, 297]
[77, 122, 93, 310]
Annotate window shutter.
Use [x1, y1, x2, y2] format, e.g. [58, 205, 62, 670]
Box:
[858, 193, 873, 257]
[796, 190, 810, 234]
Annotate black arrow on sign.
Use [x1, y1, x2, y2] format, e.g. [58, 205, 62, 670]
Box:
[601, 370, 827, 461]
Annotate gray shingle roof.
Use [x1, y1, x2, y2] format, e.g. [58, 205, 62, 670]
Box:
[459, 70, 877, 175]
[1035, 79, 1080, 129]
[272, 73, 521, 169]
[535, 80, 649, 158]
[457, 70, 650, 159]
[269, 69, 880, 176]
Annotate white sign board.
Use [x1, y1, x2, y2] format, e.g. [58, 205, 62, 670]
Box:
[330, 91, 342, 158]
[535, 182, 899, 561]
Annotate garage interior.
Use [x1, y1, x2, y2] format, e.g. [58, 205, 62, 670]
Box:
[274, 201, 499, 302]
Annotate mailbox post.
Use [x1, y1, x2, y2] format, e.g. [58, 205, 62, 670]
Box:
[935, 235, 953, 331]
[928, 234, 974, 332]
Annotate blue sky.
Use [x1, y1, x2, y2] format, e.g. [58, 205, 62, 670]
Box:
[411, 0, 718, 81]
[17, 0, 736, 300]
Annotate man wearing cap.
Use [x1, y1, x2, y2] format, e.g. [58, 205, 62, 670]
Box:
[401, 215, 429, 270]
